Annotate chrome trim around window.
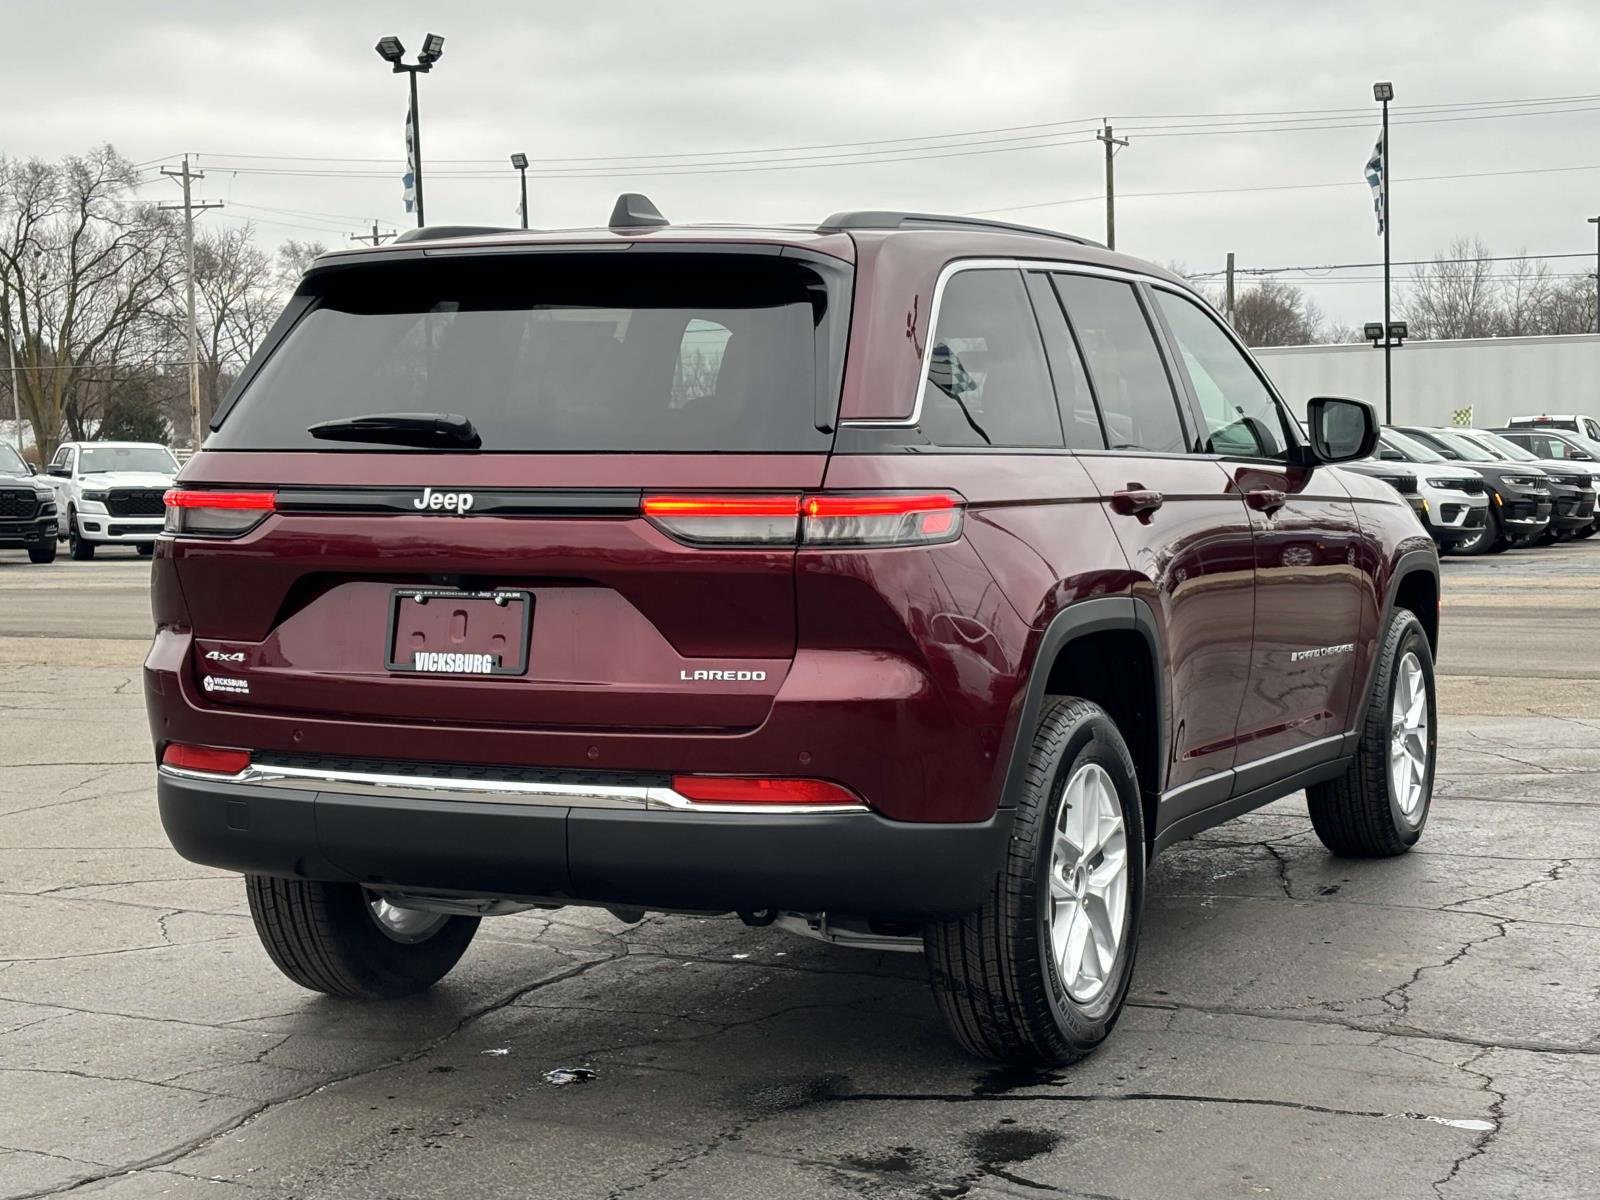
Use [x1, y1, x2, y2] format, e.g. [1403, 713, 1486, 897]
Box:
[156, 763, 868, 816]
[840, 256, 1177, 429]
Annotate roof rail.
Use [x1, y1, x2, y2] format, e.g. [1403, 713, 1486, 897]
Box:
[816, 210, 1101, 247]
[391, 225, 516, 244]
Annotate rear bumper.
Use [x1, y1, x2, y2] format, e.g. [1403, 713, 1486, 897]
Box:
[155, 769, 1013, 920]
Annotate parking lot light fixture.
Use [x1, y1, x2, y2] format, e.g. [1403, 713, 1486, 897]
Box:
[511, 153, 529, 229]
[376, 34, 446, 228]
[1373, 81, 1394, 102]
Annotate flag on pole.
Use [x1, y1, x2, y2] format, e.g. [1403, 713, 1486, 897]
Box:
[1450, 406, 1473, 428]
[1365, 133, 1385, 235]
[402, 108, 417, 214]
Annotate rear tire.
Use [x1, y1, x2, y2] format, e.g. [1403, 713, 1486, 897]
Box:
[1307, 609, 1435, 857]
[924, 697, 1145, 1065]
[245, 876, 479, 999]
[137, 542, 154, 557]
[28, 543, 56, 564]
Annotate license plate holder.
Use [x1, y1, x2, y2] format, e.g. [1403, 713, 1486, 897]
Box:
[386, 588, 532, 676]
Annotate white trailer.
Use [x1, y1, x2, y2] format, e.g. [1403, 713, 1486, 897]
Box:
[1254, 333, 1600, 427]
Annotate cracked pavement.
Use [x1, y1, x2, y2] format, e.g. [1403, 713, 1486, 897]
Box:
[2, 550, 1598, 1198]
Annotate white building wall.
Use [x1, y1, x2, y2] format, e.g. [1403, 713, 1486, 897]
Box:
[1254, 334, 1600, 427]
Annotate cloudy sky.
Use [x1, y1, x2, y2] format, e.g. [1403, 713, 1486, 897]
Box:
[6, 0, 1600, 326]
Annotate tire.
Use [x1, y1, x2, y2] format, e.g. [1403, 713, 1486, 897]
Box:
[924, 697, 1145, 1066]
[137, 542, 154, 557]
[1307, 609, 1436, 857]
[1575, 524, 1596, 540]
[245, 876, 479, 999]
[67, 512, 94, 560]
[28, 542, 56, 564]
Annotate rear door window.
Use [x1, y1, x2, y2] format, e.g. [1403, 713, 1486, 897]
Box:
[1051, 274, 1189, 454]
[211, 253, 844, 452]
[917, 268, 1063, 448]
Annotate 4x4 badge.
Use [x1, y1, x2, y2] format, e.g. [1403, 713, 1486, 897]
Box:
[413, 487, 475, 513]
[204, 650, 245, 663]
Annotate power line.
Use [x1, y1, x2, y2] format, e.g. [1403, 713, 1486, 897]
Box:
[967, 161, 1600, 216]
[184, 90, 1600, 172]
[1186, 252, 1596, 279]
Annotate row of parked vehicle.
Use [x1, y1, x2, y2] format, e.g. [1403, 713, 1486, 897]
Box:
[1345, 416, 1600, 555]
[0, 440, 178, 564]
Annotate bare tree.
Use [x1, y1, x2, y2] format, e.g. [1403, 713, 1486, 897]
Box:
[1494, 253, 1556, 337]
[1231, 280, 1324, 347]
[0, 146, 179, 458]
[276, 239, 326, 289]
[1402, 237, 1498, 340]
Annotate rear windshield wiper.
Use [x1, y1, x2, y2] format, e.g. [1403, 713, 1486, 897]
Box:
[307, 412, 481, 449]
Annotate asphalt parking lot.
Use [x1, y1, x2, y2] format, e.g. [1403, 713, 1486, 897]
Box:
[2, 544, 1597, 1199]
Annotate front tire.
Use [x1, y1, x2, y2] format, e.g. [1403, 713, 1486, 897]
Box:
[924, 697, 1145, 1065]
[245, 876, 479, 999]
[28, 543, 56, 564]
[67, 512, 93, 560]
[1307, 609, 1436, 857]
[1450, 510, 1494, 556]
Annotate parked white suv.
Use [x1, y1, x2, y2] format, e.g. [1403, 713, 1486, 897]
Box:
[43, 441, 180, 560]
[1345, 430, 1492, 554]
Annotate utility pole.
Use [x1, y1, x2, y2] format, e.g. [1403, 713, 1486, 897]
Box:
[159, 156, 223, 451]
[1588, 216, 1599, 333]
[1374, 82, 1394, 424]
[349, 222, 396, 247]
[1097, 123, 1129, 251]
[1224, 252, 1236, 326]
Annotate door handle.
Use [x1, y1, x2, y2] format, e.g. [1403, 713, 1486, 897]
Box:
[1111, 487, 1165, 517]
[1245, 488, 1288, 515]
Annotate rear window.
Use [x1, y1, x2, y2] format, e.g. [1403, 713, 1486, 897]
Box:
[211, 252, 845, 452]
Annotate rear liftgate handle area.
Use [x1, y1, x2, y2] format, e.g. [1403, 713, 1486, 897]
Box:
[1111, 485, 1165, 521]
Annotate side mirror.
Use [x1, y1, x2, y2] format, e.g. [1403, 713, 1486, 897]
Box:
[45, 465, 68, 478]
[1302, 396, 1379, 465]
[25, 463, 37, 475]
[1378, 448, 1404, 461]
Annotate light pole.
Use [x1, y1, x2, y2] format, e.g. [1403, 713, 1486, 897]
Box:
[1588, 216, 1599, 333]
[376, 34, 445, 228]
[511, 153, 529, 229]
[1374, 81, 1394, 424]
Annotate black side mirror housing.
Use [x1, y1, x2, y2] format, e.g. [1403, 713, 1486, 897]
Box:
[25, 462, 37, 475]
[1378, 448, 1404, 461]
[45, 465, 67, 478]
[1300, 396, 1379, 465]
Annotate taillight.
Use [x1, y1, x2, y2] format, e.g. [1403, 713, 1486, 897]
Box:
[163, 489, 276, 537]
[162, 743, 251, 776]
[670, 775, 861, 807]
[643, 491, 963, 548]
[803, 492, 962, 546]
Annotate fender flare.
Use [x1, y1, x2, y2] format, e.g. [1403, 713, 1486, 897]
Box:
[996, 596, 1166, 811]
[1352, 547, 1440, 731]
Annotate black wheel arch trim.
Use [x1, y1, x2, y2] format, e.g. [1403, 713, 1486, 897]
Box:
[996, 596, 1167, 812]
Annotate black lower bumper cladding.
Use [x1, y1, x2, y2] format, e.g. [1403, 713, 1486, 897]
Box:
[157, 772, 1013, 921]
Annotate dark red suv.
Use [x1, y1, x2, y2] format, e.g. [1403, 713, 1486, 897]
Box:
[147, 200, 1441, 1065]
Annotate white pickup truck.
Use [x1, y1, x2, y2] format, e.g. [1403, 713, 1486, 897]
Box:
[42, 441, 180, 560]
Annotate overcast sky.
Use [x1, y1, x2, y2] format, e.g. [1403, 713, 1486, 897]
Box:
[5, 0, 1600, 326]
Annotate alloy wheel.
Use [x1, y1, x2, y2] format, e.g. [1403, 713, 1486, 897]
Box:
[1046, 762, 1129, 1004]
[366, 893, 449, 944]
[1388, 651, 1430, 823]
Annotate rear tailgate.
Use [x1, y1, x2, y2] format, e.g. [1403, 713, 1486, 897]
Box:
[166, 246, 848, 734]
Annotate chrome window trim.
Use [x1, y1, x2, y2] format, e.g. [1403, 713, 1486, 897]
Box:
[157, 763, 867, 816]
[840, 257, 1173, 429]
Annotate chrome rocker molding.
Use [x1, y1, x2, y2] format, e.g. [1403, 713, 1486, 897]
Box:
[155, 763, 868, 816]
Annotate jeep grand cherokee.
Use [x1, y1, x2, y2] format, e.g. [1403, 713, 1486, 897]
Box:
[147, 199, 1441, 1065]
